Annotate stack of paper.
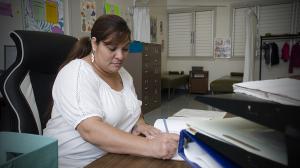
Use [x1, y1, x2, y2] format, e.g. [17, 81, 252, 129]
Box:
[233, 78, 300, 106]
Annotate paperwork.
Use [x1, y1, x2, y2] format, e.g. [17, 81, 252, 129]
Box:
[233, 78, 300, 106]
[154, 109, 226, 161]
[154, 109, 227, 134]
[187, 117, 287, 165]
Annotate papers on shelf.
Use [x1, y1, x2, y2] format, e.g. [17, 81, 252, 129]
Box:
[233, 78, 300, 106]
[154, 108, 226, 161]
[173, 108, 227, 120]
[187, 117, 287, 165]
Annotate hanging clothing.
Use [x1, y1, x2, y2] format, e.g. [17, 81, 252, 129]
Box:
[270, 42, 279, 65]
[262, 42, 272, 65]
[281, 42, 290, 62]
[262, 42, 279, 66]
[289, 43, 300, 73]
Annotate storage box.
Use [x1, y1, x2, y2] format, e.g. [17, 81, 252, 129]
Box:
[0, 132, 58, 168]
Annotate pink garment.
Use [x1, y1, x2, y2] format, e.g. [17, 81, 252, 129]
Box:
[289, 43, 300, 73]
[281, 42, 289, 62]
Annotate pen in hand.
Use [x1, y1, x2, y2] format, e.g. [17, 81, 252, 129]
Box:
[163, 118, 169, 133]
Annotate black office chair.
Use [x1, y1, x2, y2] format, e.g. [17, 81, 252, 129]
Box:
[0, 30, 77, 134]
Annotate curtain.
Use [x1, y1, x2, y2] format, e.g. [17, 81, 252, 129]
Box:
[243, 9, 257, 82]
[133, 7, 150, 43]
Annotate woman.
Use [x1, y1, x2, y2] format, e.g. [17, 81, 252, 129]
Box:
[43, 15, 179, 168]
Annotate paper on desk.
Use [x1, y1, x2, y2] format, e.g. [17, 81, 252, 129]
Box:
[187, 117, 287, 165]
[154, 118, 186, 161]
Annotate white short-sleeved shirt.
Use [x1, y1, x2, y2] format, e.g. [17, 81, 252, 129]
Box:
[43, 59, 142, 168]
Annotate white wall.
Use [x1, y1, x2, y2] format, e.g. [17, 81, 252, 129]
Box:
[0, 0, 23, 70]
[148, 0, 167, 73]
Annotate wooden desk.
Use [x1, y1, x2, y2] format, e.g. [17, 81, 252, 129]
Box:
[85, 153, 189, 168]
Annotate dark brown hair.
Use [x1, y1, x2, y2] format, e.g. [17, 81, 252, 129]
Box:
[61, 14, 131, 68]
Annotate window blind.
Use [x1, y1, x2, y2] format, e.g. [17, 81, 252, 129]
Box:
[259, 3, 292, 36]
[232, 7, 248, 57]
[168, 13, 193, 57]
[195, 10, 213, 57]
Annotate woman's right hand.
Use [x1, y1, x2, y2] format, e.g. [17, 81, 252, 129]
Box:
[148, 133, 179, 160]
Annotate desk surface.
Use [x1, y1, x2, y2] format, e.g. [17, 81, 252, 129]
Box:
[85, 153, 189, 168]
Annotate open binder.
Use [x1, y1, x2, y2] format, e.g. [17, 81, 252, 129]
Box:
[178, 129, 238, 168]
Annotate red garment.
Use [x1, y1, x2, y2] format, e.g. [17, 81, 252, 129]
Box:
[281, 42, 289, 62]
[289, 43, 300, 73]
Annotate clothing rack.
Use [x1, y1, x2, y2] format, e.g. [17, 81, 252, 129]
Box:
[259, 34, 300, 80]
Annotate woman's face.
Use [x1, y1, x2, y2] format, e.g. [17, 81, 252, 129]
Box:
[92, 37, 130, 74]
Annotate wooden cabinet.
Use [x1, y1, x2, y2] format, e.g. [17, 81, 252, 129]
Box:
[123, 43, 161, 114]
[189, 71, 209, 94]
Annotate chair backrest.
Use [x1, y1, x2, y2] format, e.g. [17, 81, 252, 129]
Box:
[0, 30, 77, 134]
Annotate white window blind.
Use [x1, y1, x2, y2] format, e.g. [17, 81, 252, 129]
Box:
[195, 11, 213, 57]
[168, 10, 214, 57]
[168, 13, 193, 57]
[259, 3, 292, 36]
[232, 7, 248, 57]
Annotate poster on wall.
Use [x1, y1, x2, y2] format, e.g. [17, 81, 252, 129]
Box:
[104, 2, 120, 16]
[24, 0, 64, 33]
[214, 38, 231, 58]
[0, 0, 13, 17]
[80, 0, 96, 32]
[150, 16, 157, 43]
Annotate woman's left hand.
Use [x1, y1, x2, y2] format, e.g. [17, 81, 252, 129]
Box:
[132, 123, 162, 139]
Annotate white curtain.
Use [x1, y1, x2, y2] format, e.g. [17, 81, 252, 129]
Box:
[133, 7, 150, 43]
[243, 9, 257, 82]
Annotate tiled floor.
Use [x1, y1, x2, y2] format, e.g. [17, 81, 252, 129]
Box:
[144, 91, 217, 125]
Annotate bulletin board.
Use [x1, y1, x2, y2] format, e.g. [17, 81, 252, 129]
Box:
[23, 0, 64, 33]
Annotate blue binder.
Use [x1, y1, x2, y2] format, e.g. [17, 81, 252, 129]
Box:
[178, 129, 238, 168]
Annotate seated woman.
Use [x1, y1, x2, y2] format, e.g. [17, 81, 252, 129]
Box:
[43, 15, 178, 168]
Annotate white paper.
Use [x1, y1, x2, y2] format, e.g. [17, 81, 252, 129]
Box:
[154, 119, 186, 161]
[153, 109, 227, 161]
[173, 108, 227, 120]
